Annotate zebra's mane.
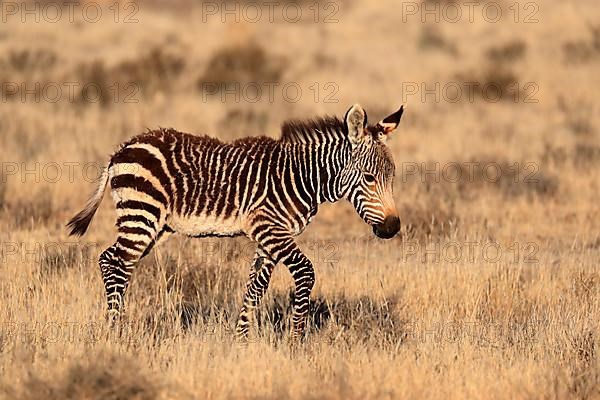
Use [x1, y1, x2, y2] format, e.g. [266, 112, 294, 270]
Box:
[279, 116, 347, 145]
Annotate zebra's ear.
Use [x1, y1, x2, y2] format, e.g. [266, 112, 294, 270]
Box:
[376, 105, 404, 136]
[345, 103, 368, 146]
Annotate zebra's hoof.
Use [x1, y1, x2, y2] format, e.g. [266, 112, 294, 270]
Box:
[235, 328, 250, 344]
[106, 309, 121, 326]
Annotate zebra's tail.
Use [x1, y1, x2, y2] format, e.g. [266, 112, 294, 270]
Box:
[67, 165, 110, 237]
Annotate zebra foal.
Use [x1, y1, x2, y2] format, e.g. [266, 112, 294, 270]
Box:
[67, 103, 403, 340]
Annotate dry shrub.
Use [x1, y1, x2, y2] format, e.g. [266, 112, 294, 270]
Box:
[565, 330, 599, 398]
[197, 42, 285, 94]
[9, 119, 51, 159]
[454, 40, 528, 103]
[574, 143, 600, 168]
[163, 251, 243, 308]
[403, 157, 559, 201]
[254, 292, 404, 346]
[543, 142, 600, 170]
[455, 66, 520, 102]
[0, 45, 184, 106]
[558, 95, 596, 137]
[570, 269, 598, 299]
[461, 157, 559, 198]
[114, 47, 185, 95]
[320, 295, 404, 346]
[0, 48, 57, 102]
[4, 188, 54, 229]
[541, 143, 569, 166]
[476, 267, 541, 323]
[256, 291, 323, 338]
[75, 60, 112, 105]
[563, 24, 600, 63]
[38, 243, 82, 277]
[135, 240, 247, 331]
[0, 48, 58, 102]
[486, 40, 527, 63]
[493, 166, 559, 198]
[75, 47, 185, 106]
[479, 67, 520, 102]
[419, 26, 458, 55]
[1, 48, 57, 72]
[137, 244, 406, 345]
[313, 51, 337, 68]
[2, 353, 164, 400]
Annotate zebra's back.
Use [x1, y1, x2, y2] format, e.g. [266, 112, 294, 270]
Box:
[108, 128, 278, 239]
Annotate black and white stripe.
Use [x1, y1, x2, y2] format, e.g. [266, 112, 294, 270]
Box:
[67, 103, 404, 340]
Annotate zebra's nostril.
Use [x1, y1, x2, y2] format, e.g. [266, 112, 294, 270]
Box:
[388, 216, 400, 233]
[373, 216, 400, 239]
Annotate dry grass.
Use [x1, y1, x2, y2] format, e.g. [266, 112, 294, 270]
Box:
[0, 0, 599, 399]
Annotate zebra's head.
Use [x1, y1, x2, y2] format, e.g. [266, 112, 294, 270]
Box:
[342, 104, 403, 239]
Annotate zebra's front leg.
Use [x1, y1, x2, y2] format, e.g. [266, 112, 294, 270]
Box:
[236, 247, 275, 341]
[257, 236, 316, 341]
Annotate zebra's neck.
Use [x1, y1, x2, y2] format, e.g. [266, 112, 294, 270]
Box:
[287, 135, 353, 207]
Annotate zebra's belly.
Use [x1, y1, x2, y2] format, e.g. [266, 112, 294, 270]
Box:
[167, 213, 244, 237]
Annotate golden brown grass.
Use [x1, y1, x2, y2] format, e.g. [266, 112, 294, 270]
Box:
[0, 1, 599, 399]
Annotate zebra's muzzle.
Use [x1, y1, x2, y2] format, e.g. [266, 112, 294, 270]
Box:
[373, 216, 400, 239]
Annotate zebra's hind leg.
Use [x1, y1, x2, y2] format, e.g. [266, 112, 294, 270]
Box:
[99, 243, 131, 321]
[236, 247, 276, 341]
[99, 222, 165, 321]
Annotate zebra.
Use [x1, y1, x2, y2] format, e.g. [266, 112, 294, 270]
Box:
[67, 103, 403, 340]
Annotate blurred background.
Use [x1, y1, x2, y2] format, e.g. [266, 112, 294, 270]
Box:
[0, 0, 598, 243]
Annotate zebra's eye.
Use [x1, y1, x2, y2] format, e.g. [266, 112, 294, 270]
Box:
[364, 174, 376, 184]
